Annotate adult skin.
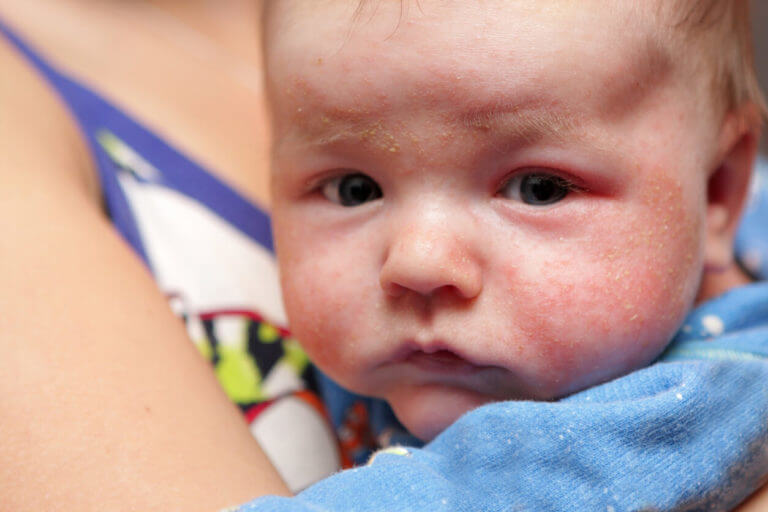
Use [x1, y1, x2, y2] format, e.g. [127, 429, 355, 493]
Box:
[0, 1, 287, 510]
[0, 1, 765, 511]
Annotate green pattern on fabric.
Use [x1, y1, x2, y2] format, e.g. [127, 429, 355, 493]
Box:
[215, 345, 266, 404]
[283, 338, 310, 374]
[258, 323, 281, 343]
[194, 336, 214, 361]
[96, 129, 162, 181]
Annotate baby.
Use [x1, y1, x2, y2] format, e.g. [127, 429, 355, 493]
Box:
[242, 1, 768, 510]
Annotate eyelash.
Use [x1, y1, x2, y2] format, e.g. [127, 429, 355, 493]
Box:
[496, 169, 583, 206]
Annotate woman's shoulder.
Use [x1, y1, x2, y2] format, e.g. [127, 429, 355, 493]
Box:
[0, 28, 99, 203]
[0, 0, 273, 207]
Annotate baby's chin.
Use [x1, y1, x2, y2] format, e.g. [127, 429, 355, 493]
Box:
[387, 384, 496, 441]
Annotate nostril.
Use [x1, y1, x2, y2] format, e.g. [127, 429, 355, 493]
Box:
[431, 284, 469, 301]
[381, 277, 479, 302]
[382, 281, 408, 298]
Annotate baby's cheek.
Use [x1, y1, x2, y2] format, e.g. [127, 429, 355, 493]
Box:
[279, 242, 380, 383]
[615, 173, 704, 332]
[499, 185, 703, 395]
[284, 264, 348, 361]
[509, 261, 663, 394]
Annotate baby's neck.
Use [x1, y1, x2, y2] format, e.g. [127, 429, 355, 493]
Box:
[696, 262, 753, 304]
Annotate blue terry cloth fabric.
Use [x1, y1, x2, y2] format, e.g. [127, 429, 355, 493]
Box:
[235, 281, 768, 512]
[736, 157, 768, 280]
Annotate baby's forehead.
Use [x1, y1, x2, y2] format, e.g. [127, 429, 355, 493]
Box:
[265, 0, 685, 53]
[265, 1, 686, 138]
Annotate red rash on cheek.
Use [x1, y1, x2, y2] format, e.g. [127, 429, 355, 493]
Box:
[283, 271, 352, 375]
[277, 221, 383, 384]
[490, 168, 703, 397]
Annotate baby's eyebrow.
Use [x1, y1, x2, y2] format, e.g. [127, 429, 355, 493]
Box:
[286, 115, 397, 148]
[459, 105, 583, 145]
[457, 102, 622, 159]
[282, 105, 603, 156]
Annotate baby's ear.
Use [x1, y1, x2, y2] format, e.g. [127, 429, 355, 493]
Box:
[704, 103, 762, 271]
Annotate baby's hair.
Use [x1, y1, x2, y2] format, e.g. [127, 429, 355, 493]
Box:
[669, 0, 766, 118]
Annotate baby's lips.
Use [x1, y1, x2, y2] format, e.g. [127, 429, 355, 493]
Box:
[379, 338, 557, 400]
[400, 349, 484, 376]
[387, 338, 467, 364]
[386, 338, 502, 377]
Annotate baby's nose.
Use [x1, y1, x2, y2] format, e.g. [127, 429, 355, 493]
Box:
[379, 222, 483, 300]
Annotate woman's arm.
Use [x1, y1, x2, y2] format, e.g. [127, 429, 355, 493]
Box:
[0, 38, 288, 511]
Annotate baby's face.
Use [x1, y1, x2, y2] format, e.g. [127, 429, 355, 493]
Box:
[267, 0, 720, 440]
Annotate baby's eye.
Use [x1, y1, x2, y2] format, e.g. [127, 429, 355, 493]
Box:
[499, 172, 574, 206]
[321, 173, 383, 207]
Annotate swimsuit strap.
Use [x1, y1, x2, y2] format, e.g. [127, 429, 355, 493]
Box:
[0, 16, 155, 261]
[0, 17, 274, 260]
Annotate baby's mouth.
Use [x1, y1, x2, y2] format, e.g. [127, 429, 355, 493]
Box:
[397, 349, 483, 375]
[383, 341, 526, 399]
